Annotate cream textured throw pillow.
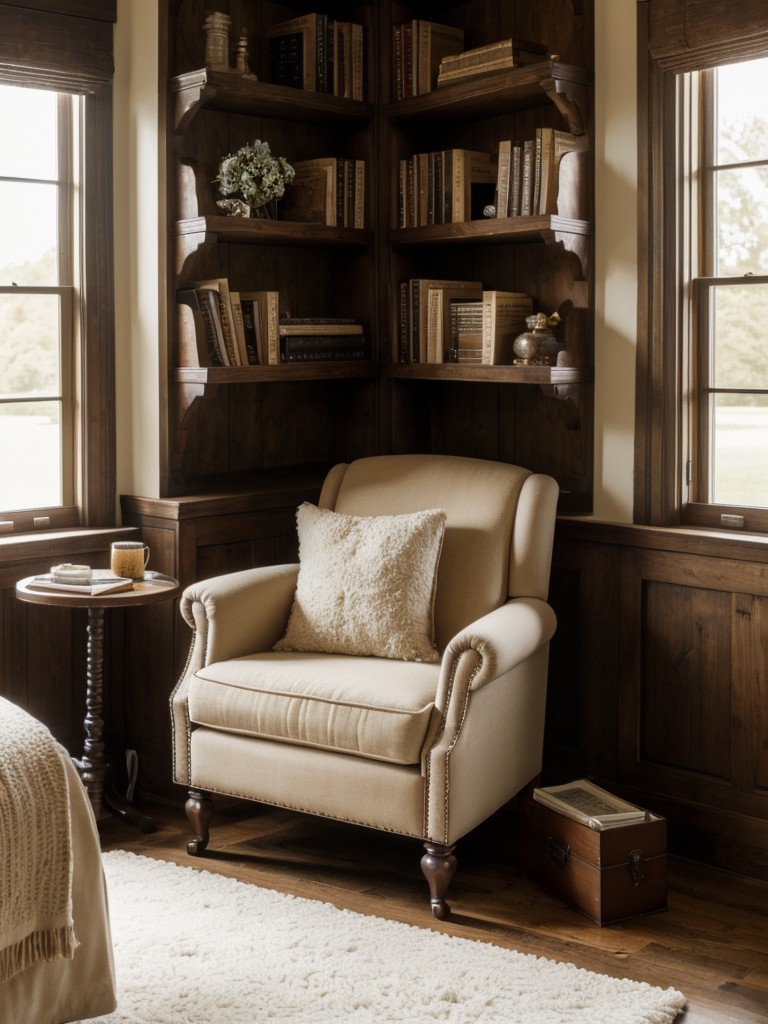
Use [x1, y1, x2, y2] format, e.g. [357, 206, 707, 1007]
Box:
[274, 503, 446, 662]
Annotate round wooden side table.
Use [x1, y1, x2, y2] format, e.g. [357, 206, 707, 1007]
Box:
[15, 571, 180, 832]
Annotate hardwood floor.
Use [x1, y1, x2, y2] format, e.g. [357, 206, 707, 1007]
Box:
[100, 797, 768, 1023]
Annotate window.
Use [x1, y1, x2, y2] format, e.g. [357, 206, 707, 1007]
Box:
[690, 58, 768, 524]
[636, 0, 768, 532]
[0, 86, 77, 519]
[0, 1, 115, 534]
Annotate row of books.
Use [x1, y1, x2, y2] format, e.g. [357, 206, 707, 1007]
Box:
[398, 148, 496, 228]
[179, 281, 368, 367]
[280, 157, 365, 228]
[495, 129, 588, 219]
[392, 19, 464, 98]
[397, 279, 532, 365]
[268, 13, 364, 99]
[436, 36, 549, 88]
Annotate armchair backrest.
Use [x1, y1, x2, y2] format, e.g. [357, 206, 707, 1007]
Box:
[319, 454, 559, 650]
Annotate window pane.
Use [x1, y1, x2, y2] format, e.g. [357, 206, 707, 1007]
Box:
[711, 283, 768, 390]
[0, 86, 58, 179]
[712, 397, 768, 507]
[0, 401, 62, 510]
[0, 293, 61, 397]
[0, 183, 58, 285]
[715, 167, 768, 276]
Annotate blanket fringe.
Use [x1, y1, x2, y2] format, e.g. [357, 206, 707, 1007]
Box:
[0, 924, 78, 985]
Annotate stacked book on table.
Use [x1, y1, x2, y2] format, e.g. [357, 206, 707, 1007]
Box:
[28, 570, 134, 596]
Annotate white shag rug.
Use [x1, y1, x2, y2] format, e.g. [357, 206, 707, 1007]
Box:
[81, 850, 686, 1024]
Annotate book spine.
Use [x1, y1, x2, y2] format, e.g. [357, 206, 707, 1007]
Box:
[510, 142, 523, 217]
[496, 140, 512, 219]
[193, 288, 227, 366]
[351, 23, 364, 101]
[393, 25, 402, 100]
[239, 299, 260, 364]
[266, 293, 280, 365]
[398, 281, 409, 363]
[521, 139, 534, 215]
[354, 160, 365, 229]
[532, 128, 543, 216]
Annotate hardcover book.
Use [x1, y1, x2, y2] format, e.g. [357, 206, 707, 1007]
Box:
[532, 779, 648, 831]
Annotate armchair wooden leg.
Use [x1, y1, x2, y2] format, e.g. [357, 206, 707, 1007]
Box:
[421, 841, 457, 920]
[185, 789, 214, 856]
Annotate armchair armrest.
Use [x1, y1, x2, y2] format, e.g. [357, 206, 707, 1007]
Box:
[182, 563, 299, 666]
[425, 597, 557, 844]
[171, 564, 299, 786]
[442, 597, 557, 696]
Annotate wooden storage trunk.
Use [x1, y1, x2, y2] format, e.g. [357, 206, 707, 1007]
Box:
[520, 795, 667, 925]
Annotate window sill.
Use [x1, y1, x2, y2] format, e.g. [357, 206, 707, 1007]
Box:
[0, 526, 140, 577]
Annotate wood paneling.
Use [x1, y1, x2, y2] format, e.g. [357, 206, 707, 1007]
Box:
[549, 518, 768, 880]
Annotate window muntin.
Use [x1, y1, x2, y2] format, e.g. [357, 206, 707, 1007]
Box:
[0, 85, 77, 520]
[688, 56, 768, 523]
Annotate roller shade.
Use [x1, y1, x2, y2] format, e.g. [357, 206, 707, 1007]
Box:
[645, 0, 768, 71]
[0, 1, 116, 89]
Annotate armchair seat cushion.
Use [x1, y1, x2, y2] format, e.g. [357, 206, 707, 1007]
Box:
[189, 652, 442, 765]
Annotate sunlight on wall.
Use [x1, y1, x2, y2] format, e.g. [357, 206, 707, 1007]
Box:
[593, 0, 637, 522]
[113, 0, 163, 507]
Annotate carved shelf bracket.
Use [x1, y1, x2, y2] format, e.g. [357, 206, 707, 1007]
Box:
[539, 76, 587, 135]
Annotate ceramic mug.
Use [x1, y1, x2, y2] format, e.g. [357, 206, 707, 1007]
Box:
[111, 541, 150, 580]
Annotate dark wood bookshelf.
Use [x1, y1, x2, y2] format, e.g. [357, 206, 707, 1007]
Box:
[172, 67, 373, 133]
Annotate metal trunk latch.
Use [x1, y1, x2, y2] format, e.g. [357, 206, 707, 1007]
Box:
[546, 836, 571, 869]
[629, 848, 646, 885]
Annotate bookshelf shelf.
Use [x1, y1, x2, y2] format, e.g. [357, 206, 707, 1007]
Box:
[389, 215, 591, 247]
[385, 62, 591, 134]
[172, 68, 373, 134]
[174, 362, 376, 384]
[384, 363, 592, 385]
[176, 216, 373, 248]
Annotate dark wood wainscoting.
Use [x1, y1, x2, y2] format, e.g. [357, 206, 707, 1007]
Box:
[548, 518, 768, 880]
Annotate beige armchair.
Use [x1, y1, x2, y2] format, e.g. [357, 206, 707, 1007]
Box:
[171, 454, 558, 917]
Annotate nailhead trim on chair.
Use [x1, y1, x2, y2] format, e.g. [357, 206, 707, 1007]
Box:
[423, 652, 482, 846]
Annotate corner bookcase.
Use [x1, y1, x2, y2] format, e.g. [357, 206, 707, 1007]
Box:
[163, 0, 594, 509]
[121, 0, 594, 800]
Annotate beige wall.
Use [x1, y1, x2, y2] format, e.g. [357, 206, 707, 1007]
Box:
[112, 1, 638, 522]
[113, 0, 164, 507]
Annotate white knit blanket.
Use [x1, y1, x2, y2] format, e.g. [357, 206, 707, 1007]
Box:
[0, 697, 76, 984]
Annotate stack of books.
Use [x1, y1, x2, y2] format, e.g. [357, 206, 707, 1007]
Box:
[268, 13, 364, 99]
[279, 318, 369, 363]
[28, 570, 134, 596]
[494, 128, 588, 218]
[398, 148, 496, 227]
[280, 157, 366, 228]
[436, 37, 548, 87]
